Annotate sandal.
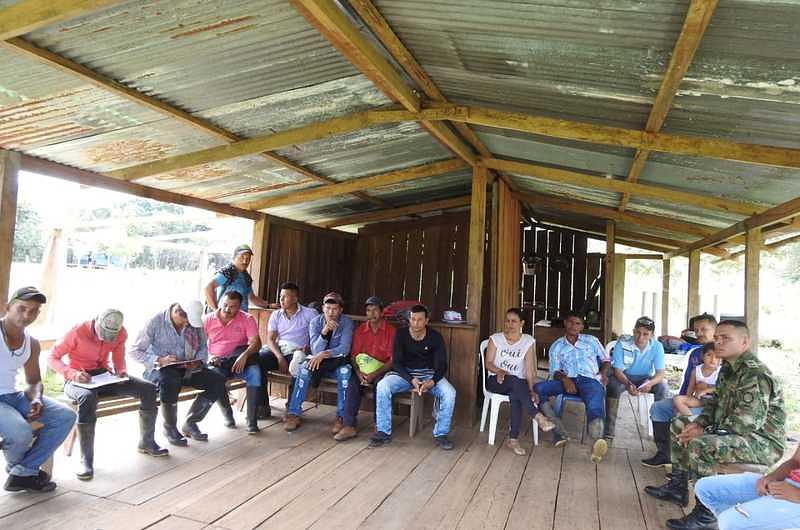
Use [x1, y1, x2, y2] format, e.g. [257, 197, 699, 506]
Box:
[535, 413, 555, 432]
[507, 438, 526, 456]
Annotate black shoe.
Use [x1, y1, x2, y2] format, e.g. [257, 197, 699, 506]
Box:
[181, 397, 213, 442]
[644, 470, 689, 507]
[4, 473, 56, 493]
[368, 432, 392, 448]
[666, 497, 718, 530]
[552, 431, 568, 448]
[642, 451, 670, 468]
[435, 435, 454, 451]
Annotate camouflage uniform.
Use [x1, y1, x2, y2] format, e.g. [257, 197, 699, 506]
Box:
[670, 351, 785, 478]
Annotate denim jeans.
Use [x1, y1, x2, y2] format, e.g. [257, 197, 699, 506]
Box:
[375, 373, 456, 438]
[286, 359, 351, 418]
[533, 375, 605, 422]
[209, 346, 262, 388]
[65, 375, 158, 424]
[606, 374, 669, 401]
[485, 374, 541, 438]
[649, 398, 703, 422]
[0, 392, 76, 477]
[342, 371, 385, 427]
[145, 366, 226, 403]
[695, 472, 800, 529]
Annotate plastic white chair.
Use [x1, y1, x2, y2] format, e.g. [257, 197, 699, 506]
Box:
[607, 339, 654, 437]
[479, 339, 539, 446]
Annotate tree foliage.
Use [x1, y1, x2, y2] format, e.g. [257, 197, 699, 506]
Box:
[13, 201, 45, 263]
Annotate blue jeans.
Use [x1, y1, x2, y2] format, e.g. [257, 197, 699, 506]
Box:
[649, 398, 703, 422]
[209, 346, 262, 388]
[286, 359, 351, 418]
[375, 373, 456, 438]
[0, 392, 76, 477]
[695, 473, 800, 529]
[534, 375, 606, 422]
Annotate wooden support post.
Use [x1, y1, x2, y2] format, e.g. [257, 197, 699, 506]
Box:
[603, 221, 616, 343]
[489, 181, 499, 330]
[249, 215, 271, 303]
[490, 179, 522, 330]
[0, 150, 20, 313]
[467, 163, 488, 324]
[745, 227, 761, 352]
[688, 249, 701, 320]
[662, 259, 671, 336]
[612, 255, 625, 334]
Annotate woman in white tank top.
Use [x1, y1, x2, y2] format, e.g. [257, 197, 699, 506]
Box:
[484, 308, 554, 456]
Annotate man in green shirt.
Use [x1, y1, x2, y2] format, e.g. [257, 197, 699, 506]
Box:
[645, 320, 785, 530]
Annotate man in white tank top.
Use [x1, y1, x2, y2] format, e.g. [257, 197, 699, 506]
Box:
[0, 287, 76, 493]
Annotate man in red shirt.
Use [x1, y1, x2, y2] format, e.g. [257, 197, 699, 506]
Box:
[335, 296, 395, 442]
[49, 309, 168, 481]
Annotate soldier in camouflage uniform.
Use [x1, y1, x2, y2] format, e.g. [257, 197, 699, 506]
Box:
[645, 320, 785, 530]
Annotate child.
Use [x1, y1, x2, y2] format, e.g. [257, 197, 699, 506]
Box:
[673, 342, 721, 416]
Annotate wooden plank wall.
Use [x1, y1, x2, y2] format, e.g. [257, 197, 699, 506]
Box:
[520, 227, 603, 333]
[263, 220, 357, 311]
[351, 213, 470, 321]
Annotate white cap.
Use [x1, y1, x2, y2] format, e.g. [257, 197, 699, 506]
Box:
[178, 300, 204, 327]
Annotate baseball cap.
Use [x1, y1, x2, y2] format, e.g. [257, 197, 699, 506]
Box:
[95, 309, 124, 342]
[9, 286, 47, 304]
[323, 292, 344, 306]
[635, 316, 655, 331]
[233, 244, 253, 256]
[177, 300, 203, 327]
[364, 296, 384, 309]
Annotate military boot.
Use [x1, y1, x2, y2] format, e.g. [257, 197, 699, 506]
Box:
[666, 496, 718, 529]
[642, 421, 671, 468]
[645, 469, 689, 507]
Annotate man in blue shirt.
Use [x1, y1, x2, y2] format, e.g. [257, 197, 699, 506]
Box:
[284, 292, 353, 435]
[203, 244, 270, 313]
[534, 311, 611, 463]
[605, 316, 668, 441]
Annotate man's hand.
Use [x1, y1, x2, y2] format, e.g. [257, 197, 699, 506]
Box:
[600, 372, 608, 387]
[411, 378, 422, 395]
[756, 474, 776, 496]
[530, 391, 540, 405]
[357, 370, 371, 385]
[418, 380, 435, 394]
[322, 319, 339, 335]
[209, 357, 222, 368]
[115, 370, 127, 378]
[27, 399, 43, 421]
[158, 355, 179, 367]
[71, 370, 91, 384]
[232, 353, 250, 374]
[275, 354, 289, 373]
[562, 377, 577, 395]
[627, 382, 640, 396]
[307, 351, 331, 371]
[676, 422, 704, 446]
[768, 481, 800, 503]
[638, 380, 653, 393]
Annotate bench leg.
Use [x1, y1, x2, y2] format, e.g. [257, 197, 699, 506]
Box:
[236, 388, 247, 413]
[41, 455, 54, 477]
[63, 423, 77, 457]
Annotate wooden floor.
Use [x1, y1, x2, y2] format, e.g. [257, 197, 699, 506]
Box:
[1, 395, 687, 530]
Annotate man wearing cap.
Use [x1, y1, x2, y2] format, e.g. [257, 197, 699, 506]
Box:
[604, 316, 668, 442]
[130, 300, 228, 446]
[50, 308, 168, 480]
[1, 287, 76, 493]
[204, 290, 263, 434]
[284, 292, 353, 434]
[204, 244, 270, 313]
[335, 296, 396, 442]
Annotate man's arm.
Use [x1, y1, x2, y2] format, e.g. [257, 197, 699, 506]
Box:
[48, 330, 79, 380]
[111, 330, 127, 376]
[24, 339, 44, 419]
[391, 331, 412, 383]
[248, 291, 270, 309]
[432, 332, 448, 383]
[327, 317, 353, 358]
[309, 317, 328, 355]
[204, 278, 219, 311]
[128, 318, 160, 371]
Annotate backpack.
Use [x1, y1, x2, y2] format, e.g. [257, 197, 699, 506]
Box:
[382, 300, 422, 327]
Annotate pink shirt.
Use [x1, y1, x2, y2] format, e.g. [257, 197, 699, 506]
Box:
[203, 310, 258, 359]
[49, 321, 128, 380]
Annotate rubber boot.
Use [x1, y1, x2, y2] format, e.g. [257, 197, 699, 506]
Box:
[257, 389, 272, 420]
[642, 421, 671, 468]
[181, 397, 213, 441]
[217, 393, 236, 428]
[76, 422, 95, 481]
[645, 469, 690, 507]
[604, 397, 619, 441]
[138, 409, 169, 457]
[161, 402, 188, 446]
[246, 387, 261, 434]
[588, 418, 608, 463]
[666, 496, 719, 530]
[539, 401, 568, 448]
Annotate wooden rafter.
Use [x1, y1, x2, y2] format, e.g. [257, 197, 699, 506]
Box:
[290, 0, 477, 166]
[421, 104, 800, 169]
[317, 196, 470, 228]
[0, 0, 124, 40]
[619, 0, 719, 211]
[516, 191, 716, 239]
[237, 158, 467, 211]
[105, 109, 413, 182]
[717, 233, 800, 262]
[485, 157, 761, 217]
[668, 194, 800, 257]
[0, 37, 389, 208]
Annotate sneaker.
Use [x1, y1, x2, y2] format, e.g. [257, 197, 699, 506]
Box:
[506, 438, 526, 456]
[368, 431, 392, 448]
[331, 417, 344, 435]
[4, 473, 57, 493]
[334, 425, 357, 442]
[288, 352, 306, 377]
[435, 435, 454, 451]
[284, 414, 301, 432]
[591, 438, 608, 464]
[552, 431, 568, 448]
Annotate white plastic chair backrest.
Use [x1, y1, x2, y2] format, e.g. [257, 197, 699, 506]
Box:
[479, 339, 490, 395]
[605, 340, 617, 364]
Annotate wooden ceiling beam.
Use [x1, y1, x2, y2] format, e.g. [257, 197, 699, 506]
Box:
[619, 0, 718, 211]
[318, 196, 470, 228]
[0, 0, 124, 40]
[237, 158, 467, 211]
[421, 104, 800, 169]
[485, 157, 761, 217]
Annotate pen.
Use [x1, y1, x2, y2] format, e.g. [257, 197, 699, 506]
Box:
[734, 503, 750, 518]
